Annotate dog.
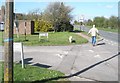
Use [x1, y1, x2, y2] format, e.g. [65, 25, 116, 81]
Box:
[69, 36, 76, 43]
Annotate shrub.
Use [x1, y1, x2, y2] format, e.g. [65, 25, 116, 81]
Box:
[54, 20, 73, 32]
[34, 20, 53, 32]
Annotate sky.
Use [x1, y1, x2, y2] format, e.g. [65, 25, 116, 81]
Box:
[0, 0, 119, 21]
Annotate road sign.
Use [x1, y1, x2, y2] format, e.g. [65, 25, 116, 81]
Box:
[14, 42, 24, 68]
[0, 22, 4, 31]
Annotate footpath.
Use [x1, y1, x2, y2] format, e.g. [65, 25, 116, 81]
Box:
[55, 33, 118, 82]
[2, 32, 117, 82]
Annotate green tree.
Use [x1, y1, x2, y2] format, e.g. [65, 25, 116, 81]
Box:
[108, 16, 118, 29]
[74, 20, 80, 25]
[93, 16, 106, 28]
[44, 2, 73, 32]
[103, 18, 109, 28]
[86, 19, 93, 26]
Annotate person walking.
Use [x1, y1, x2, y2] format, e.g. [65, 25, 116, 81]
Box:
[88, 25, 99, 46]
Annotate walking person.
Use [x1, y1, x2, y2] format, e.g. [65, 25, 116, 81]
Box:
[88, 25, 99, 46]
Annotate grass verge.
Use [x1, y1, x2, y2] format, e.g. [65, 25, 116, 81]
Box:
[87, 26, 118, 33]
[0, 32, 2, 45]
[14, 32, 88, 46]
[0, 62, 68, 82]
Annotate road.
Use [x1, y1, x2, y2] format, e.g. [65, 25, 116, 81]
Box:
[75, 25, 119, 43]
[0, 26, 119, 81]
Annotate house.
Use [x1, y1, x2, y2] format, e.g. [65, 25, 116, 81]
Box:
[0, 6, 34, 34]
[0, 10, 2, 23]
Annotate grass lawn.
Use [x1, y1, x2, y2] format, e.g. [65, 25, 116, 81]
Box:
[0, 62, 69, 82]
[0, 32, 2, 45]
[14, 32, 88, 46]
[87, 26, 118, 33]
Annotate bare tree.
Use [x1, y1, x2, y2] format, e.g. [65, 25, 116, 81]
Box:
[27, 8, 42, 20]
[43, 2, 73, 31]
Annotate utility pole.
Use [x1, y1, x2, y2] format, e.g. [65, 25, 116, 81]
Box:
[4, 0, 14, 82]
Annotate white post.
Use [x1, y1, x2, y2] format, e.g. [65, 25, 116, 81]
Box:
[14, 42, 25, 68]
[21, 42, 24, 68]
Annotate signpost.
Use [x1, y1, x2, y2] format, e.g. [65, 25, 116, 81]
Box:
[39, 32, 48, 41]
[14, 42, 24, 68]
[0, 22, 4, 44]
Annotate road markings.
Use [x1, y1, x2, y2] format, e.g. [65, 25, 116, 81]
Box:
[94, 55, 100, 58]
[103, 38, 118, 46]
[89, 50, 94, 53]
[56, 54, 64, 58]
[63, 51, 68, 55]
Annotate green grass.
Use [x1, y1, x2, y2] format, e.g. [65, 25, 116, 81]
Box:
[0, 32, 2, 45]
[0, 62, 68, 82]
[0, 62, 3, 81]
[0, 32, 88, 46]
[74, 27, 100, 39]
[14, 32, 88, 46]
[87, 26, 118, 33]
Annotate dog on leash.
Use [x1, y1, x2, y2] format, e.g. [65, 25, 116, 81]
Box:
[69, 36, 76, 43]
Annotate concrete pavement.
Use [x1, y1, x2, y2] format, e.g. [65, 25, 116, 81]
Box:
[0, 34, 118, 82]
[16, 39, 118, 81]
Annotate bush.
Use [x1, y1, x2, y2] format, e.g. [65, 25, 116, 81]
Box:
[54, 20, 73, 32]
[34, 20, 53, 32]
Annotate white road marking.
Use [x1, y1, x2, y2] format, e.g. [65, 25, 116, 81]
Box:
[108, 43, 111, 45]
[103, 38, 118, 45]
[63, 51, 68, 55]
[106, 40, 108, 42]
[94, 55, 101, 58]
[89, 50, 94, 53]
[111, 44, 114, 46]
[56, 54, 64, 58]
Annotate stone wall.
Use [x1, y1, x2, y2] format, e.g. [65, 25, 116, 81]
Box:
[14, 20, 34, 34]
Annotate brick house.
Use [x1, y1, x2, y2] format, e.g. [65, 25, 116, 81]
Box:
[0, 6, 35, 34]
[0, 10, 2, 22]
[14, 20, 34, 34]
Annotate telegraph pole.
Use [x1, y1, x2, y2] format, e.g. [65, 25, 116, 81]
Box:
[4, 0, 14, 82]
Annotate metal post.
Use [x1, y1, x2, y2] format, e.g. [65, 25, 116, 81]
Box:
[4, 0, 14, 82]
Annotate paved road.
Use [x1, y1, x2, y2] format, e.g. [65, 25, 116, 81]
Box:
[0, 36, 118, 81]
[0, 26, 119, 81]
[74, 25, 119, 43]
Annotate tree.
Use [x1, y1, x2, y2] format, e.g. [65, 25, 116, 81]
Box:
[93, 16, 106, 28]
[103, 18, 109, 28]
[43, 2, 73, 32]
[15, 13, 24, 20]
[86, 19, 93, 26]
[74, 20, 81, 25]
[27, 9, 42, 20]
[108, 16, 118, 29]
